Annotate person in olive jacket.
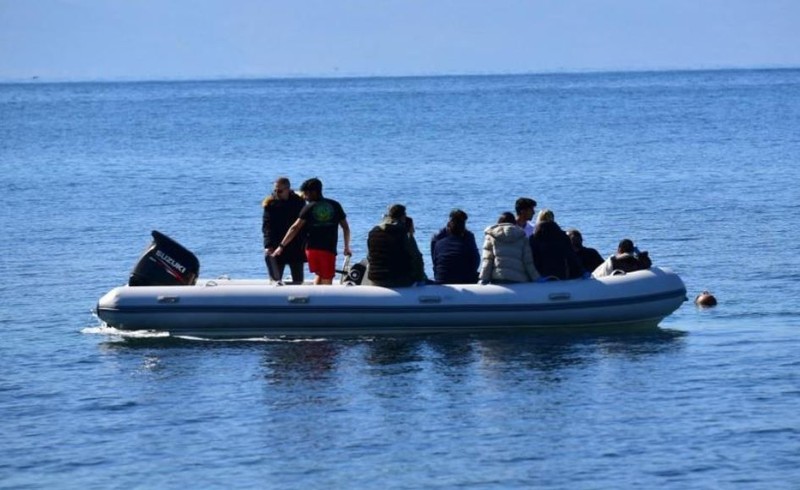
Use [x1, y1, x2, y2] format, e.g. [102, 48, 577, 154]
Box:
[367, 204, 426, 287]
[262, 177, 306, 284]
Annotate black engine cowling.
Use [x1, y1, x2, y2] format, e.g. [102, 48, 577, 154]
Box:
[128, 231, 200, 286]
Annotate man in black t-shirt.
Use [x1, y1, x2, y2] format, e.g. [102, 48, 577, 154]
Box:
[272, 178, 351, 284]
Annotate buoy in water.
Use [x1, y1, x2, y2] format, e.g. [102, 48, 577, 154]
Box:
[695, 291, 717, 307]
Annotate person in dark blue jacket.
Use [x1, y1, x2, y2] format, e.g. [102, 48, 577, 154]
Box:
[431, 209, 480, 284]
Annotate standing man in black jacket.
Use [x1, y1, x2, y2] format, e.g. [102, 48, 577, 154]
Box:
[262, 177, 306, 284]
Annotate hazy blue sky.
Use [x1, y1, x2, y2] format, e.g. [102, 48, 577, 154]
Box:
[1, 0, 798, 81]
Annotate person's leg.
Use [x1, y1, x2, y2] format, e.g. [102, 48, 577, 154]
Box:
[306, 249, 321, 284]
[307, 249, 336, 285]
[288, 261, 305, 285]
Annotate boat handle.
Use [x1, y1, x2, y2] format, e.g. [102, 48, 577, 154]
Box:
[288, 296, 310, 304]
[548, 292, 571, 301]
[157, 296, 180, 304]
[418, 295, 442, 304]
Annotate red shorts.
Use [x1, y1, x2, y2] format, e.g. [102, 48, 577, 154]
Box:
[306, 249, 336, 280]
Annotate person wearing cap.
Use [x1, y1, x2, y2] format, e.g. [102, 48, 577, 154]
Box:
[592, 238, 652, 278]
[367, 204, 426, 287]
[262, 176, 306, 284]
[431, 209, 480, 284]
[515, 197, 537, 237]
[272, 177, 351, 285]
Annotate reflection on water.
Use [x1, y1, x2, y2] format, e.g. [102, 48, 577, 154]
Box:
[263, 341, 341, 383]
[97, 327, 687, 388]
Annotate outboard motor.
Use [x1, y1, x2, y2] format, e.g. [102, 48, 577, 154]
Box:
[345, 259, 368, 285]
[128, 231, 200, 286]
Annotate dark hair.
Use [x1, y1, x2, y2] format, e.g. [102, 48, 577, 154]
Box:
[618, 238, 634, 254]
[387, 204, 407, 220]
[299, 178, 322, 194]
[275, 176, 290, 188]
[447, 209, 468, 235]
[498, 212, 516, 224]
[515, 197, 537, 214]
[566, 229, 583, 248]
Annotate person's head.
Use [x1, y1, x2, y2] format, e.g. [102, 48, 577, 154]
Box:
[515, 197, 537, 221]
[387, 203, 407, 221]
[299, 178, 323, 201]
[566, 229, 583, 249]
[386, 204, 411, 233]
[273, 177, 291, 200]
[447, 209, 468, 236]
[617, 238, 635, 254]
[498, 211, 516, 225]
[695, 291, 718, 307]
[537, 209, 554, 224]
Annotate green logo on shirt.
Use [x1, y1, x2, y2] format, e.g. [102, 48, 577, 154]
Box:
[312, 201, 334, 225]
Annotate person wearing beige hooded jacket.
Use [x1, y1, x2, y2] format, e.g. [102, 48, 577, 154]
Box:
[479, 212, 540, 284]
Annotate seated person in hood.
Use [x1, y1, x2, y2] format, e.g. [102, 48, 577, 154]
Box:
[479, 212, 539, 284]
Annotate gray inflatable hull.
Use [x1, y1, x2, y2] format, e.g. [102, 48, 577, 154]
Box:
[96, 268, 687, 337]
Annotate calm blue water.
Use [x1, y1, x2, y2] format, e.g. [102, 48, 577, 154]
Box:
[2, 69, 799, 488]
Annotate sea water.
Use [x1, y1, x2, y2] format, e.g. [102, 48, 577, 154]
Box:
[1, 69, 799, 488]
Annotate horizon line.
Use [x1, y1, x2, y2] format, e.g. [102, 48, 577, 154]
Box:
[2, 64, 798, 85]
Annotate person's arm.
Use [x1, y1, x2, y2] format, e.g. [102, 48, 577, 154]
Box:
[406, 234, 426, 282]
[340, 218, 352, 256]
[523, 241, 540, 281]
[469, 233, 481, 271]
[430, 235, 437, 269]
[478, 236, 494, 284]
[262, 204, 273, 251]
[271, 218, 305, 257]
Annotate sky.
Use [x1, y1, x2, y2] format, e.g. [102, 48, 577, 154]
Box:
[1, 0, 798, 81]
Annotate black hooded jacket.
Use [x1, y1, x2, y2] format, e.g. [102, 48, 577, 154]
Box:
[529, 221, 585, 279]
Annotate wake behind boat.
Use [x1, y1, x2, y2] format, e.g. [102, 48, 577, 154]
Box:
[95, 231, 687, 338]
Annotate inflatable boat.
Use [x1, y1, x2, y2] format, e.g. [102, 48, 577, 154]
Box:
[95, 231, 687, 338]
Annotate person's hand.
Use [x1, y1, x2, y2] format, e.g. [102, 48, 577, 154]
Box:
[343, 246, 352, 256]
[271, 246, 284, 257]
[265, 247, 274, 257]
